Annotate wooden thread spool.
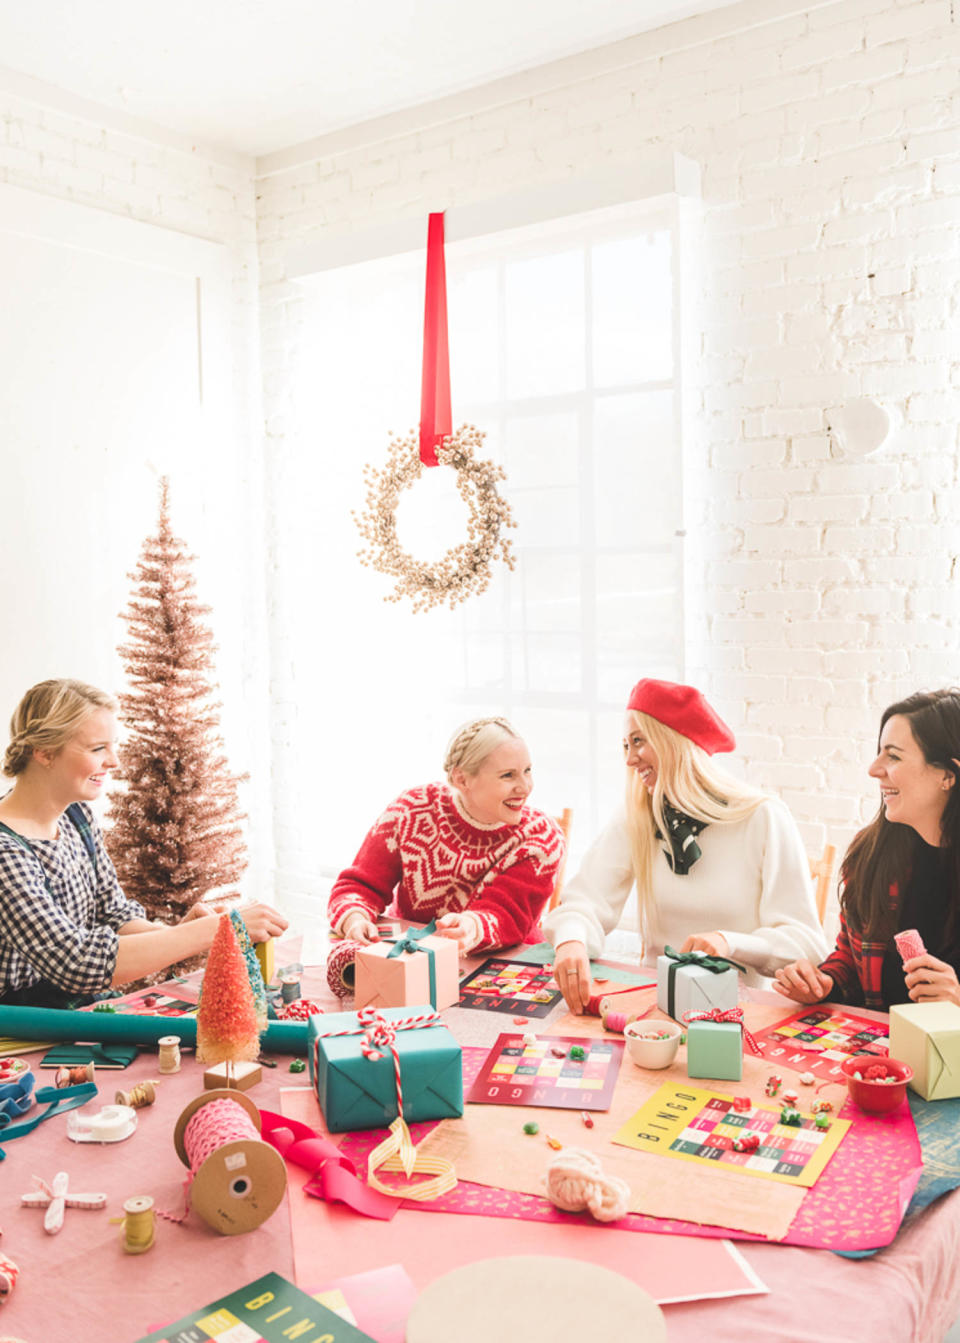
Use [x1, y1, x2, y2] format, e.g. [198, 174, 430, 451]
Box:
[157, 1036, 181, 1074]
[173, 1090, 286, 1237]
[280, 974, 301, 1004]
[116, 1080, 158, 1109]
[55, 1062, 96, 1088]
[118, 1195, 155, 1254]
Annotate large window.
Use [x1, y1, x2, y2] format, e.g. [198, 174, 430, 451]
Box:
[276, 200, 684, 896]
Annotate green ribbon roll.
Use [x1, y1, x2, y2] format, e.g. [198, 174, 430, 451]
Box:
[662, 945, 747, 1020]
[386, 919, 438, 1009]
[0, 1005, 308, 1054]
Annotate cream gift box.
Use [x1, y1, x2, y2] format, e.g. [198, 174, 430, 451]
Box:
[656, 947, 741, 1021]
[354, 925, 459, 1012]
[889, 1001, 960, 1101]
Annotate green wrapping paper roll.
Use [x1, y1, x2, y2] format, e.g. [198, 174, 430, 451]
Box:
[0, 1006, 308, 1054]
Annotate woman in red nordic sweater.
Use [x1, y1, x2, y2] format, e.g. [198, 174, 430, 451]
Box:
[327, 717, 565, 954]
[774, 689, 960, 1011]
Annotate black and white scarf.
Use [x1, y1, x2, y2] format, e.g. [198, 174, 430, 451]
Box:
[656, 802, 708, 875]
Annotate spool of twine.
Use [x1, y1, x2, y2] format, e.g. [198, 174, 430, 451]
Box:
[117, 1195, 155, 1254]
[157, 1036, 181, 1074]
[326, 940, 363, 1000]
[0, 1252, 20, 1302]
[116, 1080, 157, 1109]
[55, 1063, 96, 1089]
[167, 1091, 286, 1236]
[544, 1147, 631, 1222]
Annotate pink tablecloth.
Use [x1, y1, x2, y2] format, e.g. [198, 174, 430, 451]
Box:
[2, 953, 959, 1343]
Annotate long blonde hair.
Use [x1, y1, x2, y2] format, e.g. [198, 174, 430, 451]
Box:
[624, 710, 766, 925]
[4, 679, 116, 777]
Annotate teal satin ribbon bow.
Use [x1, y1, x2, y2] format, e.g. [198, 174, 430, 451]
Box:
[662, 945, 747, 1020]
[386, 920, 439, 1009]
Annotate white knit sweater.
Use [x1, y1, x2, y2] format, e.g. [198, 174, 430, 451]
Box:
[543, 797, 828, 985]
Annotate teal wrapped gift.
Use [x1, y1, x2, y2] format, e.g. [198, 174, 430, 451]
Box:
[308, 1004, 463, 1133]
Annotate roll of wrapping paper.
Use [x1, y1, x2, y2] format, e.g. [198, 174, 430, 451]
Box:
[0, 1007, 308, 1055]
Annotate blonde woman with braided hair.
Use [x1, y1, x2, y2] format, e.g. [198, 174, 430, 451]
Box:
[0, 679, 287, 1006]
[546, 679, 826, 1013]
[328, 717, 565, 953]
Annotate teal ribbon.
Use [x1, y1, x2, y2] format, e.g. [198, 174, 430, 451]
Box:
[386, 920, 439, 1009]
[663, 945, 747, 1020]
[0, 1082, 97, 1161]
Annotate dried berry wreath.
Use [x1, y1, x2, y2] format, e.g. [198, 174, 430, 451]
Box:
[355, 423, 516, 612]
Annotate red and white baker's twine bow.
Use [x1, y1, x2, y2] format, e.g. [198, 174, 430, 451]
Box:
[682, 1006, 762, 1055]
[313, 1007, 455, 1201]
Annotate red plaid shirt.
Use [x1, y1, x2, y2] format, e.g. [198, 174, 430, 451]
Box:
[819, 885, 899, 1011]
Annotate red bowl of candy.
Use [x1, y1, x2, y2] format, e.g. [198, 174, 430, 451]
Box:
[840, 1055, 913, 1113]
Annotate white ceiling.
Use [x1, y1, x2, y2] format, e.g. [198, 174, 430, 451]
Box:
[0, 0, 742, 158]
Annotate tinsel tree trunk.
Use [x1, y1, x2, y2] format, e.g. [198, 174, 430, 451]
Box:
[107, 477, 248, 923]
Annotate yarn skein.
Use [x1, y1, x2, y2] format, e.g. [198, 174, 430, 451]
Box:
[544, 1147, 631, 1223]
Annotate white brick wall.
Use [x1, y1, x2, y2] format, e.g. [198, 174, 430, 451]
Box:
[0, 90, 278, 898]
[258, 0, 960, 893]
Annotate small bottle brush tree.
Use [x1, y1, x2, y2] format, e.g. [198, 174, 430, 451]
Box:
[107, 477, 248, 923]
[196, 914, 261, 1072]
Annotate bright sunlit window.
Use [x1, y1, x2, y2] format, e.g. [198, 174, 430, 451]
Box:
[275, 200, 684, 894]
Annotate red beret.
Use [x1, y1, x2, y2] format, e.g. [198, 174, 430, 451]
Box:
[626, 679, 735, 755]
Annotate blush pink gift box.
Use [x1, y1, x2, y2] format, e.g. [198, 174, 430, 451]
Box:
[354, 932, 459, 1011]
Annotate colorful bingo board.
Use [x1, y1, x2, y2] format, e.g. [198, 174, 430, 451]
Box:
[613, 1082, 850, 1187]
[94, 988, 199, 1017]
[752, 1006, 888, 1081]
[467, 1032, 624, 1110]
[458, 957, 564, 1019]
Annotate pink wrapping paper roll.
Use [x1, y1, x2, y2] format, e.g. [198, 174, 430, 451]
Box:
[326, 940, 364, 999]
[894, 929, 926, 963]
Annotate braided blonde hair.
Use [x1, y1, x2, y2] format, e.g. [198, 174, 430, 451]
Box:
[4, 679, 116, 778]
[443, 717, 519, 781]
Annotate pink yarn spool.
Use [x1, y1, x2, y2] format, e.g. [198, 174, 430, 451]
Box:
[326, 940, 363, 1000]
[604, 1011, 628, 1034]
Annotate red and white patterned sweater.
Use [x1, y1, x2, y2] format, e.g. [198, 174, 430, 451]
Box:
[328, 783, 566, 951]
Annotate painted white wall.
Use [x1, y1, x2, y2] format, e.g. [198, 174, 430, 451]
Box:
[0, 104, 274, 899]
[257, 0, 960, 920]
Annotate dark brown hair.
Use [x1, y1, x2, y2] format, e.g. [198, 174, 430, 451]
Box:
[841, 689, 960, 948]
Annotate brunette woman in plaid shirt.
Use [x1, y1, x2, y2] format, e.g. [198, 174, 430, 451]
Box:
[0, 679, 286, 1007]
[775, 689, 960, 1011]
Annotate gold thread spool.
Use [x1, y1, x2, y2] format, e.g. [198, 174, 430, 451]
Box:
[116, 1080, 158, 1109]
[157, 1036, 181, 1074]
[173, 1090, 287, 1237]
[117, 1195, 155, 1254]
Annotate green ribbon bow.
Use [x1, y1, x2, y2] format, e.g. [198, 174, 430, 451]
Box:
[662, 945, 747, 1021]
[386, 920, 439, 1009]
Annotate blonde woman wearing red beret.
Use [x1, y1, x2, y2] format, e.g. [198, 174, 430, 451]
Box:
[545, 679, 827, 1013]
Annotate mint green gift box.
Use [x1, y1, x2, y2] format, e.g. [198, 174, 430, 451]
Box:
[308, 1004, 463, 1133]
[686, 1020, 743, 1082]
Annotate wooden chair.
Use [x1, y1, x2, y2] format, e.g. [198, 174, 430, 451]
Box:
[546, 808, 573, 912]
[809, 843, 837, 923]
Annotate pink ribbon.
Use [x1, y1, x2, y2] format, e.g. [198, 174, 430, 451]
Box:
[682, 1005, 761, 1055]
[259, 1109, 399, 1221]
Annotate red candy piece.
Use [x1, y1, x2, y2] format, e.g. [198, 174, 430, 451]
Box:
[733, 1096, 751, 1113]
[864, 1063, 889, 1081]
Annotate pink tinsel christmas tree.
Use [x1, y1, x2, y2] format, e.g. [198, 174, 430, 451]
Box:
[196, 915, 261, 1066]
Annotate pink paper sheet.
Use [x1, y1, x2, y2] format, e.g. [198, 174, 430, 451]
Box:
[336, 1046, 923, 1251]
[279, 1089, 768, 1306]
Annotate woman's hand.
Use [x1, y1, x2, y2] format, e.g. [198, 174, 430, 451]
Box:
[773, 959, 834, 1004]
[237, 902, 289, 944]
[434, 912, 481, 953]
[341, 912, 380, 944]
[681, 931, 730, 958]
[905, 954, 960, 1005]
[179, 901, 218, 923]
[553, 940, 591, 1014]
